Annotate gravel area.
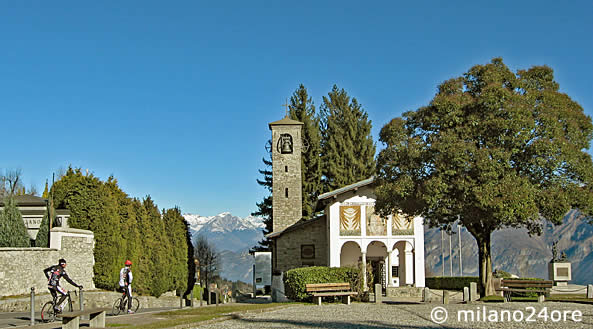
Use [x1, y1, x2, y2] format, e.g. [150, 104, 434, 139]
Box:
[195, 302, 593, 328]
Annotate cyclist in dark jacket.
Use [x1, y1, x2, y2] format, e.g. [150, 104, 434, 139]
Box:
[43, 259, 82, 312]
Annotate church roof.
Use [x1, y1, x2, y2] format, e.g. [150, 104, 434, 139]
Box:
[317, 177, 375, 201]
[266, 215, 324, 239]
[268, 116, 304, 129]
[0, 195, 47, 207]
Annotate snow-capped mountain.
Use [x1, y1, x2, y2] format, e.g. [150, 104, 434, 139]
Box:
[183, 212, 265, 253]
[183, 212, 265, 282]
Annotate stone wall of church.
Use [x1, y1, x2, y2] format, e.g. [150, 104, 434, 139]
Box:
[0, 228, 95, 297]
[275, 218, 328, 273]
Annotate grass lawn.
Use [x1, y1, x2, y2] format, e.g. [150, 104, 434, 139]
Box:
[107, 303, 299, 329]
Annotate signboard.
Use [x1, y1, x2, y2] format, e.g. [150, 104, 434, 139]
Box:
[254, 252, 271, 286]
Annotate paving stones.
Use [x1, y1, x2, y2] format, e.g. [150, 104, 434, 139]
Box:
[195, 302, 593, 329]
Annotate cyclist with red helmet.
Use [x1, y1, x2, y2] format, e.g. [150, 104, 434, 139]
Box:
[119, 260, 134, 313]
[43, 259, 83, 313]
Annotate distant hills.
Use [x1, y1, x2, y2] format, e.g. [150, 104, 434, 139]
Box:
[185, 210, 593, 285]
[424, 210, 593, 285]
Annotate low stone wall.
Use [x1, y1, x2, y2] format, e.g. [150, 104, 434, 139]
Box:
[0, 290, 183, 312]
[0, 228, 95, 297]
[386, 286, 423, 298]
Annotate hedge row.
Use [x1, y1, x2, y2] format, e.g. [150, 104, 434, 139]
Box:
[425, 276, 480, 290]
[283, 266, 359, 302]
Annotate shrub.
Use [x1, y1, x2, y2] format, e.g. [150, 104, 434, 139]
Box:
[283, 266, 359, 302]
[425, 276, 479, 291]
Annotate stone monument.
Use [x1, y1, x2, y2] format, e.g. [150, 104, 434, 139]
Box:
[548, 241, 571, 286]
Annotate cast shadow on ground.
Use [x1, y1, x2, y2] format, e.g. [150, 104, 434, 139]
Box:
[229, 314, 438, 329]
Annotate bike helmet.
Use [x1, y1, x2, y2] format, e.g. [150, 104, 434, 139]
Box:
[59, 258, 67, 265]
[125, 260, 132, 266]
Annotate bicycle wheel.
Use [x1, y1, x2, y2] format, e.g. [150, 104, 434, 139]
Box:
[131, 297, 140, 312]
[112, 298, 123, 316]
[41, 301, 56, 322]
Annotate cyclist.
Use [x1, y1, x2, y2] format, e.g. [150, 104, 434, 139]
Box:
[43, 258, 83, 313]
[119, 260, 134, 313]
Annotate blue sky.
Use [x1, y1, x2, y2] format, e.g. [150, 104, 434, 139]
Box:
[2, 1, 592, 217]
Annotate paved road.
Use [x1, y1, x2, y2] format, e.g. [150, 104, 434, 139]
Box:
[0, 307, 175, 328]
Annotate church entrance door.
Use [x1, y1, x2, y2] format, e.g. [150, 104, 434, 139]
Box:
[368, 258, 386, 295]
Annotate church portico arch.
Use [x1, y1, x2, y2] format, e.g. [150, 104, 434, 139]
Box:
[393, 240, 415, 286]
[340, 241, 362, 267]
[365, 241, 388, 292]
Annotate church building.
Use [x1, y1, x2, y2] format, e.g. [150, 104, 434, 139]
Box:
[267, 116, 425, 292]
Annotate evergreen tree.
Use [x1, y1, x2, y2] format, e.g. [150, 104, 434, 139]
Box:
[320, 85, 376, 192]
[0, 196, 30, 247]
[35, 211, 50, 247]
[289, 84, 322, 218]
[251, 141, 273, 252]
[144, 196, 170, 297]
[163, 207, 189, 294]
[42, 180, 49, 199]
[132, 198, 153, 295]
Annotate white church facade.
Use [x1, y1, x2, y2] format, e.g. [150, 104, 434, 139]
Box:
[267, 115, 425, 292]
[319, 178, 425, 288]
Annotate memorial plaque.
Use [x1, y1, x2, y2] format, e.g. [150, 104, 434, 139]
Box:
[557, 267, 569, 277]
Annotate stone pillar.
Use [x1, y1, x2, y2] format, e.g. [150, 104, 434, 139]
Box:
[362, 252, 367, 291]
[387, 249, 393, 287]
[423, 287, 430, 303]
[587, 285, 593, 299]
[469, 282, 478, 302]
[375, 284, 382, 304]
[463, 287, 470, 303]
[442, 291, 449, 304]
[405, 250, 414, 286]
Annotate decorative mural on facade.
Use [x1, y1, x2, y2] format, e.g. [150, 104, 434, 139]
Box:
[366, 205, 387, 236]
[340, 205, 361, 236]
[392, 212, 414, 235]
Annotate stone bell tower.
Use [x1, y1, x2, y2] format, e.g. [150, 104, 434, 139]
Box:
[269, 116, 304, 233]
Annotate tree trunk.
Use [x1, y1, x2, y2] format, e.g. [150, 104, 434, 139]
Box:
[477, 233, 494, 297]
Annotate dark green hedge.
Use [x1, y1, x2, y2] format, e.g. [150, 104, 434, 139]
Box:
[425, 277, 480, 291]
[283, 266, 359, 302]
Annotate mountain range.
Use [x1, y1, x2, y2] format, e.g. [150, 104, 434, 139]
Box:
[184, 212, 265, 282]
[184, 210, 593, 285]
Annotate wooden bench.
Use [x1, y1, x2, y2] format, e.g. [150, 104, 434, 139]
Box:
[305, 283, 358, 306]
[56, 308, 108, 329]
[495, 279, 554, 302]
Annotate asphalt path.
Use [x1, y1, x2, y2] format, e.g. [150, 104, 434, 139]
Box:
[0, 307, 176, 328]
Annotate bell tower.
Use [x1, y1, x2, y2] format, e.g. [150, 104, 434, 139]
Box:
[269, 116, 304, 233]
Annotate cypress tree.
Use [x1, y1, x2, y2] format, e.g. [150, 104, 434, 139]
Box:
[132, 198, 153, 295]
[42, 180, 49, 199]
[320, 85, 376, 192]
[35, 211, 50, 247]
[0, 196, 30, 247]
[163, 207, 189, 294]
[289, 84, 322, 218]
[144, 196, 169, 297]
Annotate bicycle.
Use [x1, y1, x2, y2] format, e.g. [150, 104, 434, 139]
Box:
[112, 289, 140, 315]
[41, 289, 76, 323]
